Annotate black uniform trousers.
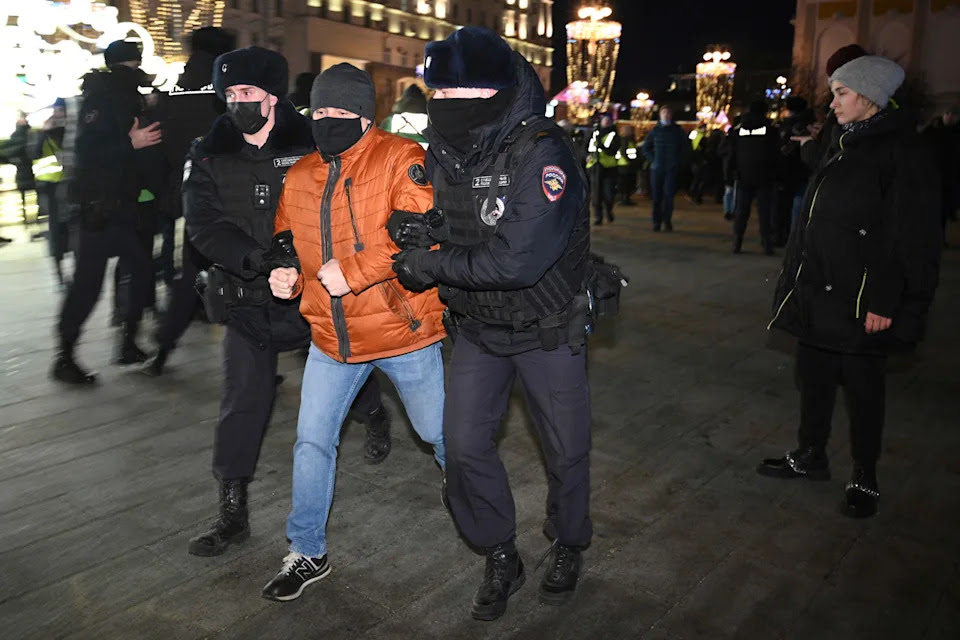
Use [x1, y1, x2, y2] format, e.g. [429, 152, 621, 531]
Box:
[215, 325, 383, 480]
[796, 342, 886, 468]
[155, 229, 202, 350]
[592, 165, 618, 223]
[114, 202, 158, 316]
[733, 181, 775, 250]
[59, 220, 152, 348]
[617, 166, 637, 204]
[444, 336, 593, 549]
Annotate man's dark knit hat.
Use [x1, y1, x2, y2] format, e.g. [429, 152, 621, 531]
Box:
[309, 63, 376, 120]
[212, 46, 289, 100]
[104, 40, 142, 66]
[826, 44, 868, 76]
[423, 27, 517, 90]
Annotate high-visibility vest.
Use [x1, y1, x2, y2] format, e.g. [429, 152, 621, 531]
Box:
[586, 130, 618, 169]
[32, 136, 63, 183]
[616, 140, 639, 167]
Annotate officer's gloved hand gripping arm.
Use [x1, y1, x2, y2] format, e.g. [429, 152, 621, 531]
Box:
[338, 146, 435, 294]
[411, 138, 582, 291]
[183, 146, 264, 278]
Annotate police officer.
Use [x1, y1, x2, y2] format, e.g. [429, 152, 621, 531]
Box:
[586, 112, 620, 224]
[391, 27, 592, 621]
[52, 39, 161, 384]
[182, 47, 389, 558]
[730, 99, 780, 255]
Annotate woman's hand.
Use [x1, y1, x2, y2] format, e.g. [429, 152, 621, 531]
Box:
[864, 312, 892, 334]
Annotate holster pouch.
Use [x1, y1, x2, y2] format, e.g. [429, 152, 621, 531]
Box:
[566, 294, 591, 354]
[442, 308, 460, 345]
[196, 266, 230, 324]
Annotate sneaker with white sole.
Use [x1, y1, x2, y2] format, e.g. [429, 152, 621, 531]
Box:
[261, 552, 331, 602]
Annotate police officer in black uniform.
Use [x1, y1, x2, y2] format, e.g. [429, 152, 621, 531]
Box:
[53, 40, 162, 384]
[391, 27, 592, 621]
[183, 47, 390, 558]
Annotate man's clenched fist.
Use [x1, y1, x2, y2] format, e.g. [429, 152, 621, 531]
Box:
[269, 267, 299, 299]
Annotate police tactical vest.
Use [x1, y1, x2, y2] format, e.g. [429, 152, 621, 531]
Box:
[433, 117, 590, 328]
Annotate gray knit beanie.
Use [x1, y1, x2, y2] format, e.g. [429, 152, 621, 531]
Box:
[310, 63, 376, 120]
[829, 55, 904, 108]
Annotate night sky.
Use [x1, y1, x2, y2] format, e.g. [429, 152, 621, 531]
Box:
[551, 0, 797, 103]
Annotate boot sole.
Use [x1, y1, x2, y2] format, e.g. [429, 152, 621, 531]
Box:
[538, 582, 577, 606]
[187, 528, 250, 557]
[756, 465, 830, 481]
[262, 564, 332, 602]
[471, 572, 526, 621]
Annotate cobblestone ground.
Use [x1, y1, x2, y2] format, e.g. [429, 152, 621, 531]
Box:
[1, 193, 958, 639]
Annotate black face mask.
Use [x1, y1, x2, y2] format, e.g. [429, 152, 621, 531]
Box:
[312, 117, 367, 157]
[226, 99, 269, 135]
[427, 87, 516, 154]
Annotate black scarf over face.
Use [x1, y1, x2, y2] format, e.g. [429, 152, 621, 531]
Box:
[427, 86, 517, 154]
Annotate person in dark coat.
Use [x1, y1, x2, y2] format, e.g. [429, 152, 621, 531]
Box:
[730, 99, 780, 255]
[141, 26, 235, 377]
[775, 96, 814, 244]
[759, 55, 942, 519]
[587, 113, 620, 225]
[51, 40, 162, 384]
[8, 112, 36, 220]
[289, 71, 315, 113]
[391, 26, 592, 620]
[641, 106, 686, 231]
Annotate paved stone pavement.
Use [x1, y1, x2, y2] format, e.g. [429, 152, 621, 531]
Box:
[1, 197, 958, 640]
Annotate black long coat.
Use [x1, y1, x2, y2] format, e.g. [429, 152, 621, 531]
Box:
[769, 109, 942, 354]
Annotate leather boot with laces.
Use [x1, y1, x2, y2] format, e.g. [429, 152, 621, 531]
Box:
[757, 445, 830, 480]
[538, 542, 582, 605]
[188, 478, 250, 557]
[843, 465, 879, 519]
[362, 406, 391, 465]
[471, 541, 525, 621]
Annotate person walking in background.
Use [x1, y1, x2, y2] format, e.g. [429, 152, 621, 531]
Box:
[760, 55, 942, 519]
[730, 99, 780, 255]
[33, 99, 69, 285]
[587, 113, 620, 225]
[616, 124, 640, 206]
[642, 106, 685, 231]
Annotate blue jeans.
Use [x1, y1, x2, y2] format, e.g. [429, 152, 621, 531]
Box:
[650, 167, 678, 226]
[723, 184, 735, 214]
[286, 341, 446, 557]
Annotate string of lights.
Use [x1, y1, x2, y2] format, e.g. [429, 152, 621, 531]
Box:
[565, 1, 620, 123]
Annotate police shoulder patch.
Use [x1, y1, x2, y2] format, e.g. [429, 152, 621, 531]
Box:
[542, 165, 566, 202]
[408, 163, 428, 186]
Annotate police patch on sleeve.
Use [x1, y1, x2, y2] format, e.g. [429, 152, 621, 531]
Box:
[408, 163, 428, 186]
[542, 166, 566, 202]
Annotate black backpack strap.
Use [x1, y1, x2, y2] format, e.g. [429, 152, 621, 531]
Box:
[484, 117, 566, 208]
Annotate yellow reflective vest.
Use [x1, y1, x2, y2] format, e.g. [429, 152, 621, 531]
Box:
[32, 136, 63, 183]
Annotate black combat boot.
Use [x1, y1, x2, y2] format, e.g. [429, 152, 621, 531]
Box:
[757, 446, 830, 480]
[843, 465, 879, 518]
[51, 340, 97, 385]
[362, 406, 392, 465]
[115, 326, 148, 365]
[140, 347, 169, 377]
[538, 542, 583, 605]
[188, 478, 250, 557]
[471, 541, 525, 621]
[732, 234, 744, 254]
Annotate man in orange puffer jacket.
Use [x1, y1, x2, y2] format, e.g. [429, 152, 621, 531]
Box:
[260, 64, 447, 602]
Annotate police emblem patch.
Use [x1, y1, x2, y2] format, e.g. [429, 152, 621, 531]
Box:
[542, 166, 566, 202]
[480, 196, 506, 226]
[83, 110, 98, 124]
[408, 163, 428, 186]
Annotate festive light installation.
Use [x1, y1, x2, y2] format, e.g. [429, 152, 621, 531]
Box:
[129, 1, 225, 61]
[696, 46, 736, 127]
[565, 1, 621, 123]
[630, 91, 655, 123]
[1, 0, 222, 137]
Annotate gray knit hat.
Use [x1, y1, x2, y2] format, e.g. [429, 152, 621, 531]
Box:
[310, 63, 376, 120]
[829, 55, 904, 108]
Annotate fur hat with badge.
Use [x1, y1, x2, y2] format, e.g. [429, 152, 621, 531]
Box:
[212, 46, 289, 100]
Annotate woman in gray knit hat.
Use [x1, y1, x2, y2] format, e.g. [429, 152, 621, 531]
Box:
[759, 55, 942, 518]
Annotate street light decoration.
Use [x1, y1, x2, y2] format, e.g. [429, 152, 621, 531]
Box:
[630, 91, 655, 122]
[565, 0, 620, 123]
[128, 1, 225, 61]
[696, 46, 736, 126]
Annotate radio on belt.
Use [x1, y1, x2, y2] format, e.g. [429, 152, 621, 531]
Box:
[253, 184, 270, 209]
